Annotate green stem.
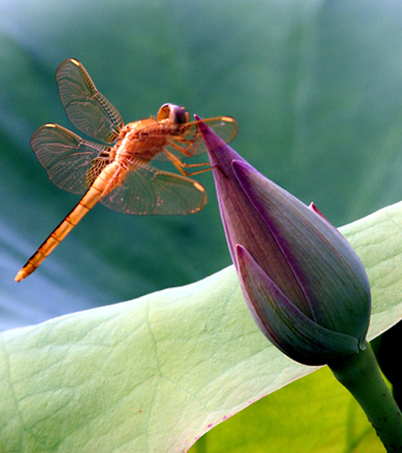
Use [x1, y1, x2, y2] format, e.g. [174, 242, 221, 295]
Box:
[329, 341, 402, 452]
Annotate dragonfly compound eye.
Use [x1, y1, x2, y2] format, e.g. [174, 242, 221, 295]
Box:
[169, 105, 189, 125]
[157, 104, 189, 125]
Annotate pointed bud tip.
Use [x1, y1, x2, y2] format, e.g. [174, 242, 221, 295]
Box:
[194, 114, 209, 134]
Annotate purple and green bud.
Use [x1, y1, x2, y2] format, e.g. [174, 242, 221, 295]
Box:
[197, 118, 371, 366]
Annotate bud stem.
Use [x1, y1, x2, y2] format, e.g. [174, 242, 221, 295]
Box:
[330, 341, 402, 451]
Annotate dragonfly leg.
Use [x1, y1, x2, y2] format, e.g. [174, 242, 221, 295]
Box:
[163, 149, 211, 176]
[167, 132, 202, 157]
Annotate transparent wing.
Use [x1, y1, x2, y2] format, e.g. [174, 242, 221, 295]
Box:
[153, 115, 238, 161]
[31, 123, 113, 194]
[56, 58, 124, 143]
[100, 163, 206, 215]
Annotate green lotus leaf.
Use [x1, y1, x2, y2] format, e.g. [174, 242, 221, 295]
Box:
[1, 200, 402, 452]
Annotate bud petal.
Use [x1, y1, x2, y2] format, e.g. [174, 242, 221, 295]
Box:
[236, 244, 360, 366]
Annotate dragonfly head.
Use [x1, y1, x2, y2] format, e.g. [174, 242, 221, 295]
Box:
[157, 104, 190, 131]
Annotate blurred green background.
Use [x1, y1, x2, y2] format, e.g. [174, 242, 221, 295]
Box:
[1, 0, 402, 451]
[3, 0, 402, 329]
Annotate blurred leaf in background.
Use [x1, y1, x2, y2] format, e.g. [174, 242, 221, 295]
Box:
[2, 0, 402, 326]
[1, 0, 402, 451]
[191, 366, 384, 453]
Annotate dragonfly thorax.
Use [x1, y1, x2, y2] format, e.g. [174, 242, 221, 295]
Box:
[117, 119, 169, 161]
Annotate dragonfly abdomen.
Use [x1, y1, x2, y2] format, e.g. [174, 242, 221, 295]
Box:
[14, 162, 121, 282]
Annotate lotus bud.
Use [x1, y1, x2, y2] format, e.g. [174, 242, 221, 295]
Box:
[196, 117, 371, 366]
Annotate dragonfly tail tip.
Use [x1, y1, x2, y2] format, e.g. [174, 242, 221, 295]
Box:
[14, 264, 34, 282]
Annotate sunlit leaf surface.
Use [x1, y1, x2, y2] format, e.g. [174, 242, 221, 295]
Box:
[1, 201, 402, 452]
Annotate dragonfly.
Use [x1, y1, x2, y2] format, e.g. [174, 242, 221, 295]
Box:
[15, 58, 237, 282]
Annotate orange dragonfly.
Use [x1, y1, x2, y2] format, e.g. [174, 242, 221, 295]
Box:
[15, 58, 237, 282]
